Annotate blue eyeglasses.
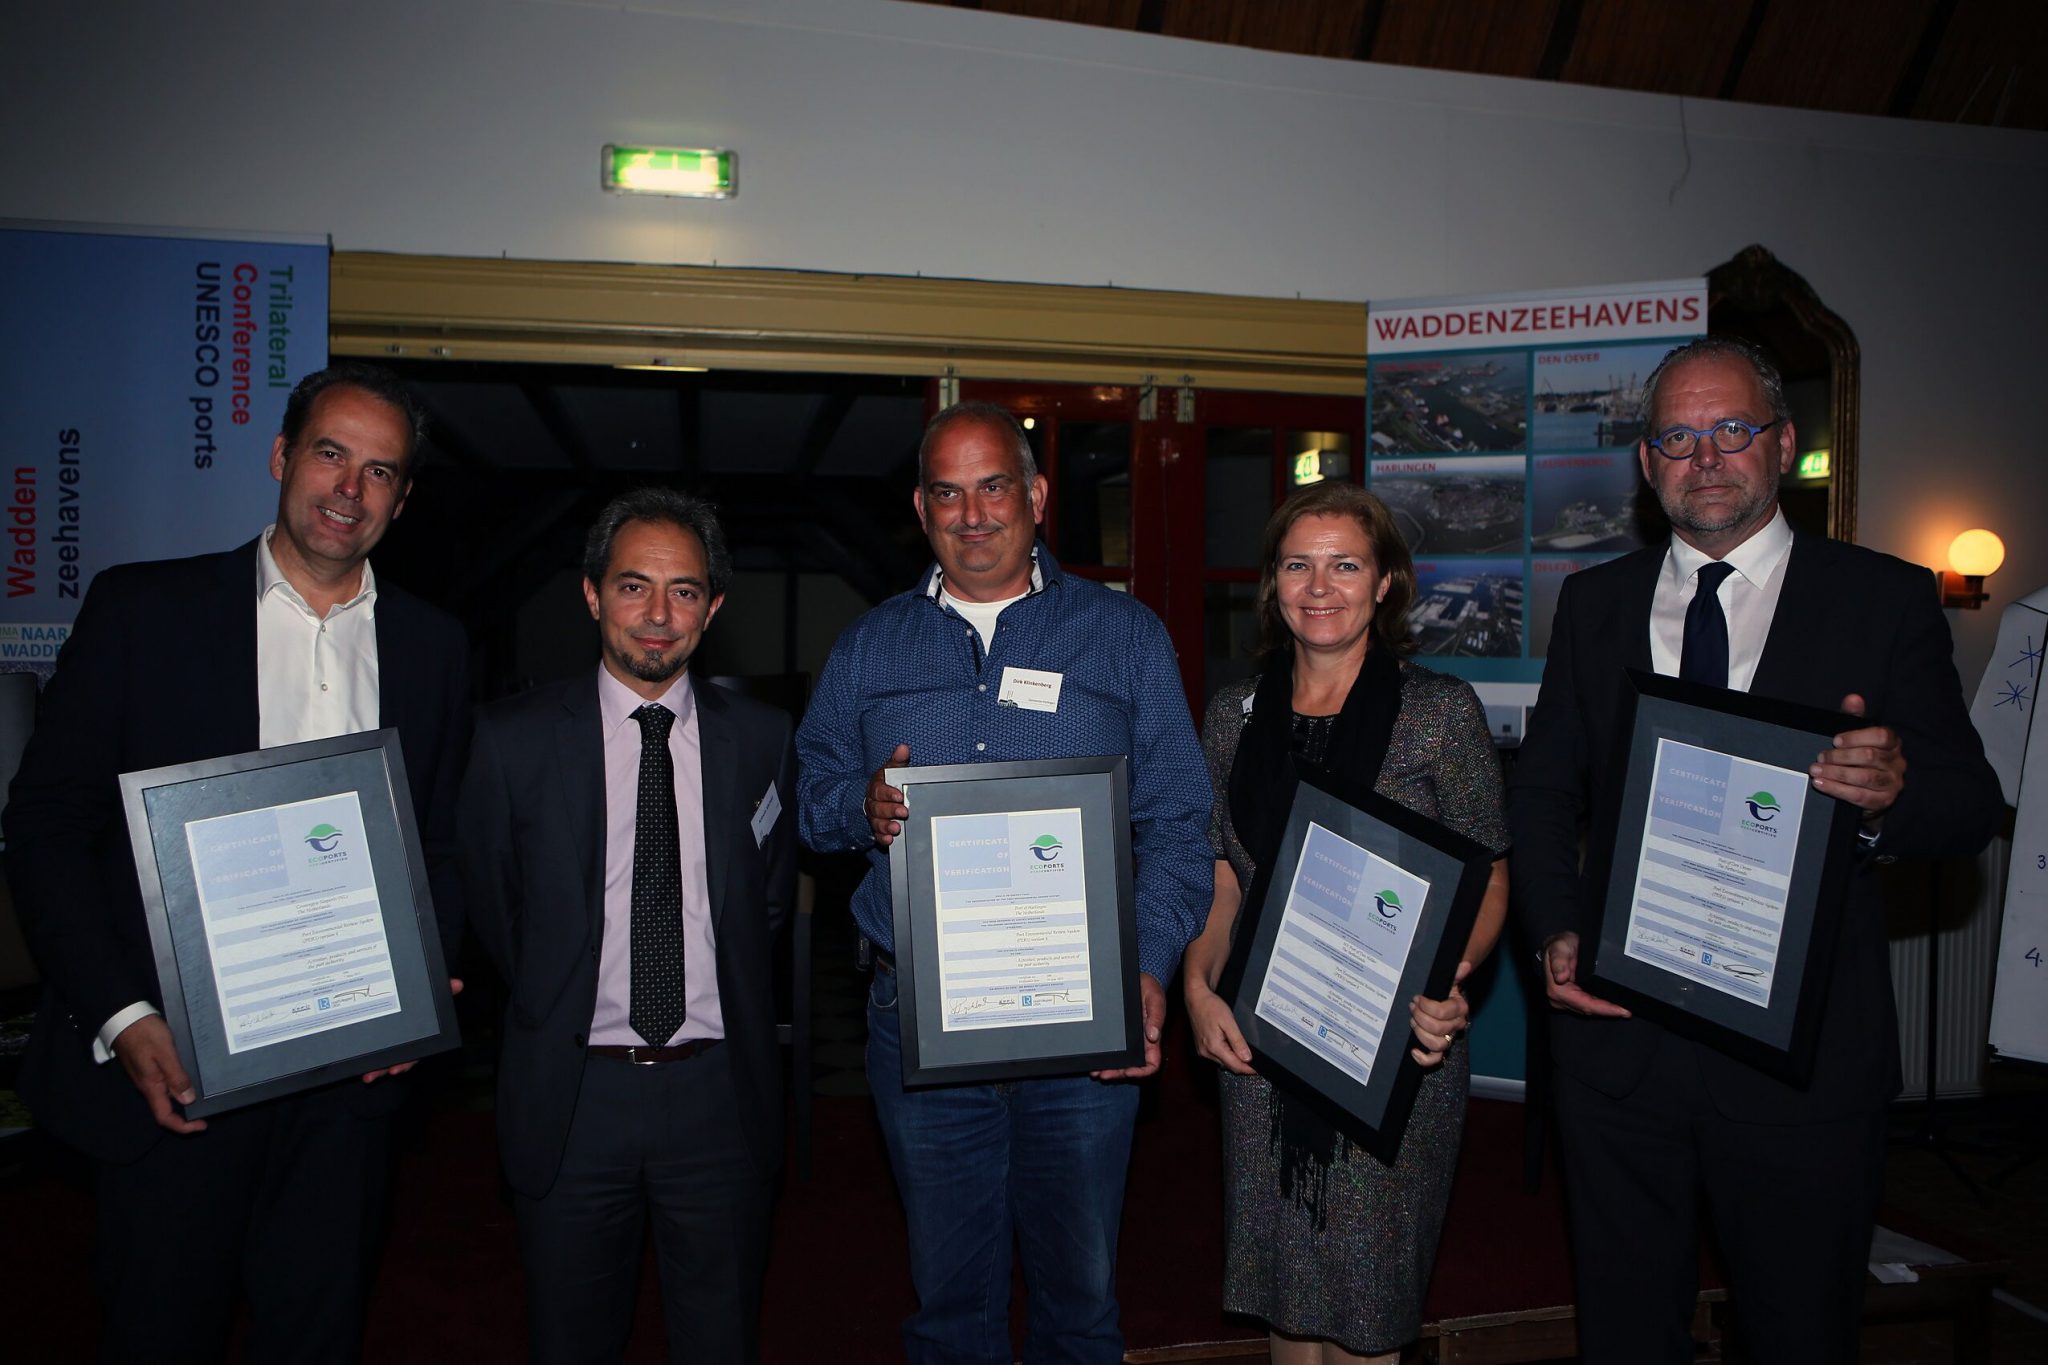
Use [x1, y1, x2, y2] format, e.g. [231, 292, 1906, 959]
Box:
[1647, 419, 1778, 460]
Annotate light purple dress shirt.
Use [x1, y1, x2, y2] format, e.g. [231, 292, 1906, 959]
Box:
[589, 667, 723, 1046]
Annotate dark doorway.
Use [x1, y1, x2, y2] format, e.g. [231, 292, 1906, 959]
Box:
[369, 361, 930, 701]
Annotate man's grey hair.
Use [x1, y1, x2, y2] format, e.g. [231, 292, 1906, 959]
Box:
[1637, 336, 1791, 429]
[916, 401, 1039, 487]
[581, 486, 733, 599]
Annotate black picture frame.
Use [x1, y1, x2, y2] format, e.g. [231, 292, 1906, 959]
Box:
[1586, 670, 1862, 1086]
[1222, 769, 1494, 1161]
[885, 755, 1140, 1086]
[119, 729, 460, 1118]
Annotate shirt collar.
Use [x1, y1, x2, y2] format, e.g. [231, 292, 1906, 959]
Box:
[1665, 507, 1793, 591]
[256, 524, 378, 615]
[596, 663, 696, 738]
[922, 542, 1052, 602]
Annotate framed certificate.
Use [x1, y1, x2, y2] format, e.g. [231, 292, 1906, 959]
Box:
[884, 755, 1140, 1086]
[1586, 670, 1863, 1085]
[119, 729, 460, 1118]
[1221, 770, 1494, 1160]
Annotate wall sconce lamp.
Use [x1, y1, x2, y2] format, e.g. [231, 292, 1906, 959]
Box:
[1942, 528, 2004, 609]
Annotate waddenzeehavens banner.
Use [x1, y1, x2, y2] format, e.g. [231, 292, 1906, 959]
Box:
[1367, 278, 1707, 695]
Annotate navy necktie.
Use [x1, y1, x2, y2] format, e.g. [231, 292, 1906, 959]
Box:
[629, 703, 685, 1048]
[1680, 561, 1739, 689]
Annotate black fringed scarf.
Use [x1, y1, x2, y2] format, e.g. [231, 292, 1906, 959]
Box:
[1224, 642, 1403, 1227]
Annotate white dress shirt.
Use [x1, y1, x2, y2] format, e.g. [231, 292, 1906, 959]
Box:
[1648, 509, 1795, 692]
[96, 527, 384, 1057]
[255, 525, 381, 747]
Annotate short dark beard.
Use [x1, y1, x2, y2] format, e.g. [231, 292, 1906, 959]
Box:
[618, 647, 687, 685]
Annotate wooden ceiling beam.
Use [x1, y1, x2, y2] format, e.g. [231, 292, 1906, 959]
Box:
[1718, 0, 1771, 101]
[1888, 0, 1960, 117]
[1355, 0, 1389, 61]
[1909, 0, 2047, 128]
[1536, 0, 1585, 81]
[1158, 1, 1368, 60]
[1557, 0, 1749, 100]
[896, 0, 2042, 129]
[1730, 0, 1936, 113]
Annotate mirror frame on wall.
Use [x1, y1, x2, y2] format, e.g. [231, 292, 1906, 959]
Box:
[1707, 244, 1859, 543]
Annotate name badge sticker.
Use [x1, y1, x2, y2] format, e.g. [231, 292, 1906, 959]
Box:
[751, 779, 783, 848]
[997, 666, 1064, 714]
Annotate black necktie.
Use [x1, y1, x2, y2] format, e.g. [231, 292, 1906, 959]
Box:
[1680, 561, 1739, 689]
[629, 703, 685, 1048]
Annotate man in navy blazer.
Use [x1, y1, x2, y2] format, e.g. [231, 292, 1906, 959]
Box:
[1508, 337, 2001, 1363]
[6, 363, 471, 1363]
[460, 488, 795, 1362]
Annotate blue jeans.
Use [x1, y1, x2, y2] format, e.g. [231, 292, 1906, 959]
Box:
[867, 966, 1140, 1365]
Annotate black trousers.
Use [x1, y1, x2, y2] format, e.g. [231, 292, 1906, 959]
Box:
[1552, 1030, 1887, 1365]
[515, 1045, 773, 1365]
[93, 1083, 396, 1365]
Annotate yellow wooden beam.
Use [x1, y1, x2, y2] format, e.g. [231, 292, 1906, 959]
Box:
[329, 253, 1366, 396]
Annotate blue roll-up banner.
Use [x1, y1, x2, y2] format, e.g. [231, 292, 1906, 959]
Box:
[1, 225, 328, 674]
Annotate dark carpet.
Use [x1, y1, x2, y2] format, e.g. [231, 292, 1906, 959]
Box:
[2, 1035, 1570, 1361]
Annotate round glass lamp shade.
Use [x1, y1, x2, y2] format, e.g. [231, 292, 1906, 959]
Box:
[1948, 529, 2005, 578]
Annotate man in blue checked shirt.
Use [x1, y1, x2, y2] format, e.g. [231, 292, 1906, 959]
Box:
[796, 401, 1213, 1364]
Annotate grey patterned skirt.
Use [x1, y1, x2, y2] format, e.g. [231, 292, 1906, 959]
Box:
[1219, 1042, 1469, 1354]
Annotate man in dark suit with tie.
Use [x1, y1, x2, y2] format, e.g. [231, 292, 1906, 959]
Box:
[1508, 337, 2001, 1363]
[459, 487, 795, 1363]
[6, 362, 471, 1363]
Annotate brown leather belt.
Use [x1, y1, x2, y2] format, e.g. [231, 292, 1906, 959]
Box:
[587, 1039, 722, 1065]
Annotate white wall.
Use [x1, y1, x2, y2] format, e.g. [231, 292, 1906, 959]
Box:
[4, 0, 2043, 683]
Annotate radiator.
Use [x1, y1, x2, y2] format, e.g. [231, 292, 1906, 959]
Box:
[1888, 837, 2008, 1099]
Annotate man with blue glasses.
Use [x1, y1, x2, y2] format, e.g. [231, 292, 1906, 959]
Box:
[1509, 336, 2000, 1362]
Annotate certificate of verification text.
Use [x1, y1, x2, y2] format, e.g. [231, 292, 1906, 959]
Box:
[185, 792, 400, 1053]
[928, 807, 1093, 1031]
[1255, 822, 1431, 1084]
[1622, 737, 1810, 1006]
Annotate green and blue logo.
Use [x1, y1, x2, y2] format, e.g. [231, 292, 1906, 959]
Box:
[304, 823, 345, 852]
[1743, 791, 1780, 822]
[1373, 889, 1403, 920]
[1029, 834, 1063, 862]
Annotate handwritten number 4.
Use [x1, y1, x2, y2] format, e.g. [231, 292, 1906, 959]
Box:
[2030, 947, 2044, 969]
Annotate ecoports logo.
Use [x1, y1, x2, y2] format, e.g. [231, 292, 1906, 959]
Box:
[1739, 791, 1782, 836]
[1029, 834, 1063, 862]
[304, 823, 349, 863]
[1373, 889, 1403, 920]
